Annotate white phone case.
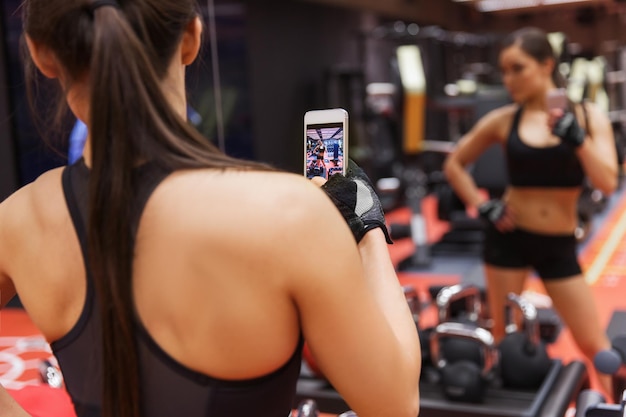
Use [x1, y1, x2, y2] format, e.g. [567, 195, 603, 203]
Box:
[304, 108, 349, 180]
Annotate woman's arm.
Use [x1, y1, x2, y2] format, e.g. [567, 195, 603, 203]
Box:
[443, 106, 516, 231]
[443, 107, 510, 208]
[288, 181, 420, 417]
[0, 195, 29, 417]
[0, 196, 20, 308]
[0, 386, 31, 417]
[577, 103, 619, 195]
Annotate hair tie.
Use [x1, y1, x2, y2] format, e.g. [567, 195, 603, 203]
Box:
[89, 0, 120, 15]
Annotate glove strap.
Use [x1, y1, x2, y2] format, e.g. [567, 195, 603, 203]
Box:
[362, 221, 394, 244]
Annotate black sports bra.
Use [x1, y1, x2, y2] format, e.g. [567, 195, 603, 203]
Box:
[53, 158, 303, 417]
[506, 106, 585, 188]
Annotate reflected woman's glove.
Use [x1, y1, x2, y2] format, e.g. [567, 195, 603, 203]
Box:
[478, 199, 506, 224]
[321, 160, 393, 244]
[552, 112, 586, 147]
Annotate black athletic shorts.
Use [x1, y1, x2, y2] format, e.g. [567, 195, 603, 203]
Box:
[482, 224, 582, 280]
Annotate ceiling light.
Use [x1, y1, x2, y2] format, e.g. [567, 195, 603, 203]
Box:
[452, 0, 597, 12]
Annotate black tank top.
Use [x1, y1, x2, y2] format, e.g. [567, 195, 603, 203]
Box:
[53, 158, 303, 417]
[506, 106, 585, 188]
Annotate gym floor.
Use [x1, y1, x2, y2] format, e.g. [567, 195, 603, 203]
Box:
[2, 185, 626, 416]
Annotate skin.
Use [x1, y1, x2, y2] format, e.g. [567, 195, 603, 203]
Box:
[443, 42, 618, 395]
[0, 17, 420, 417]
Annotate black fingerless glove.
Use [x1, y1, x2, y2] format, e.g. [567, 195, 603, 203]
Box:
[552, 112, 586, 148]
[478, 199, 506, 224]
[321, 160, 393, 244]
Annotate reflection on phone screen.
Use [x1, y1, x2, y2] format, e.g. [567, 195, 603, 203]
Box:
[305, 123, 344, 180]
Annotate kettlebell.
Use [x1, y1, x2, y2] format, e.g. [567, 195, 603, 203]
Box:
[403, 284, 433, 370]
[498, 293, 552, 389]
[294, 399, 319, 417]
[431, 321, 499, 403]
[403, 284, 421, 325]
[436, 283, 483, 324]
[436, 284, 484, 365]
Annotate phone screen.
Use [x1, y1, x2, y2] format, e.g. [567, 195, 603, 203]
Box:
[305, 123, 345, 180]
[546, 89, 568, 111]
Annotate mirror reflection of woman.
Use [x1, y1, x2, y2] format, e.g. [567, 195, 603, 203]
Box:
[444, 27, 618, 395]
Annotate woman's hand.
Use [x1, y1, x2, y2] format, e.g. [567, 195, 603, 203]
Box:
[548, 108, 586, 148]
[546, 107, 564, 132]
[315, 160, 393, 244]
[478, 199, 516, 232]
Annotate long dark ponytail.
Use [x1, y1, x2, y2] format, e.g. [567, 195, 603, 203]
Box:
[22, 1, 271, 416]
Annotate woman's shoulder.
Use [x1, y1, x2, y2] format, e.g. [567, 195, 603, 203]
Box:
[1, 167, 65, 216]
[160, 168, 336, 227]
[465, 103, 518, 143]
[484, 103, 519, 121]
[0, 167, 66, 243]
[154, 168, 348, 260]
[171, 168, 324, 201]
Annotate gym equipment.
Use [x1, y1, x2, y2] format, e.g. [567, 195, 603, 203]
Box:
[435, 284, 486, 365]
[397, 44, 427, 155]
[294, 399, 320, 417]
[403, 284, 432, 370]
[403, 284, 421, 324]
[388, 41, 453, 269]
[536, 360, 589, 417]
[431, 321, 499, 403]
[535, 307, 563, 345]
[429, 284, 563, 344]
[595, 310, 626, 403]
[38, 359, 63, 389]
[428, 284, 487, 320]
[294, 359, 585, 416]
[436, 283, 483, 324]
[498, 293, 552, 390]
[573, 389, 626, 417]
[593, 334, 626, 404]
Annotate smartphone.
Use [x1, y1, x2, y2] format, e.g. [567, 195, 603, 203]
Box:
[304, 108, 349, 180]
[546, 88, 568, 111]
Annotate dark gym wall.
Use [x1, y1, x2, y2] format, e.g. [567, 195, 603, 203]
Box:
[244, 0, 362, 173]
[0, 6, 19, 202]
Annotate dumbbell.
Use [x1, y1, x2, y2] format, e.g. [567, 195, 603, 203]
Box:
[294, 399, 319, 417]
[39, 359, 64, 389]
[593, 335, 626, 403]
[498, 293, 552, 389]
[430, 321, 499, 403]
[436, 284, 484, 365]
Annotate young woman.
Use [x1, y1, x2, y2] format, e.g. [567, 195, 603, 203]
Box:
[0, 1, 420, 416]
[443, 27, 618, 394]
